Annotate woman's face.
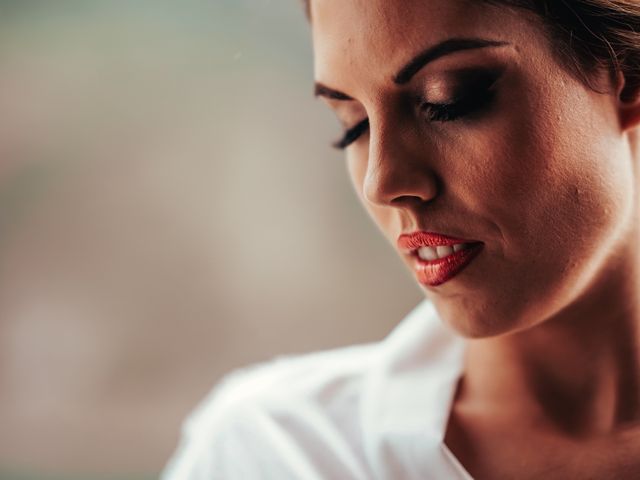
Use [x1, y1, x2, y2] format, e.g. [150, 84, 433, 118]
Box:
[312, 0, 638, 337]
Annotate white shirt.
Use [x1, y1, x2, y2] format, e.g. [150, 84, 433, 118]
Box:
[162, 300, 473, 480]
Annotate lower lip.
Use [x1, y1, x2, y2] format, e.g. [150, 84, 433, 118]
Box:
[413, 243, 484, 287]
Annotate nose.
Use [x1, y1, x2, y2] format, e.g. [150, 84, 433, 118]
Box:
[363, 119, 439, 208]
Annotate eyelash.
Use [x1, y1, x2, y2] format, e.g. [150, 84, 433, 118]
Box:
[420, 89, 496, 122]
[332, 118, 370, 150]
[332, 84, 496, 150]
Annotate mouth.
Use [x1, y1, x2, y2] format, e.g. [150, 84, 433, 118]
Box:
[397, 231, 484, 287]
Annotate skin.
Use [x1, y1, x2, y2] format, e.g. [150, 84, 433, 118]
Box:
[311, 0, 640, 478]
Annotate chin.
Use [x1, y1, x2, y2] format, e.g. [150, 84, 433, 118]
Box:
[428, 293, 538, 339]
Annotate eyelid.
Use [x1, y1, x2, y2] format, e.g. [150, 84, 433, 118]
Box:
[332, 118, 370, 150]
[421, 66, 503, 103]
[418, 68, 503, 121]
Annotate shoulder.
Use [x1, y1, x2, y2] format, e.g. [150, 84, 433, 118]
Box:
[190, 340, 379, 437]
[162, 340, 379, 479]
[162, 300, 465, 480]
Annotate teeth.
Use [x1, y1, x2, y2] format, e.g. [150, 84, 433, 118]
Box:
[436, 245, 454, 257]
[417, 246, 439, 261]
[417, 243, 468, 261]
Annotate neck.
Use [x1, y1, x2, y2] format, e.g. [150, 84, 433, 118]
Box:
[461, 219, 640, 436]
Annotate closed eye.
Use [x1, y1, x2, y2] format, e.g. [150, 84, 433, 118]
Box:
[419, 68, 501, 122]
[332, 118, 370, 150]
[420, 88, 496, 122]
[330, 68, 501, 149]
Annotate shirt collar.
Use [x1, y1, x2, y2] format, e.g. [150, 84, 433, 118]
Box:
[360, 300, 472, 479]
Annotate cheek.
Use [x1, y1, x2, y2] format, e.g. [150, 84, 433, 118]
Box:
[444, 77, 633, 332]
[496, 92, 627, 255]
[447, 67, 628, 255]
[346, 152, 365, 202]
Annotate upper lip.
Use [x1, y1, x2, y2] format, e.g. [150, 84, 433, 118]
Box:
[397, 231, 482, 252]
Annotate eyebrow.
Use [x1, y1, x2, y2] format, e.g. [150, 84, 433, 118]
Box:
[394, 37, 509, 85]
[314, 37, 509, 100]
[314, 83, 353, 101]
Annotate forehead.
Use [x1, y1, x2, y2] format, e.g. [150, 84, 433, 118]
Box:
[311, 0, 535, 91]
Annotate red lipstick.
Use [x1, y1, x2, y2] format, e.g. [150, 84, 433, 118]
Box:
[397, 231, 484, 287]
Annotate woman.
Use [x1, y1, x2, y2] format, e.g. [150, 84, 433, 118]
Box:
[163, 1, 640, 478]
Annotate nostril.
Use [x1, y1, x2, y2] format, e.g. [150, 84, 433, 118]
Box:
[390, 195, 426, 207]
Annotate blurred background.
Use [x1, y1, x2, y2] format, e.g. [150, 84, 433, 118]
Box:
[0, 1, 422, 479]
